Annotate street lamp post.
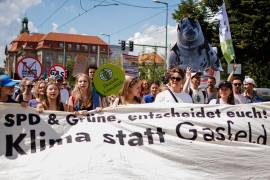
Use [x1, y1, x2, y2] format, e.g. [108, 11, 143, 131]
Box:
[100, 33, 111, 60]
[153, 0, 168, 69]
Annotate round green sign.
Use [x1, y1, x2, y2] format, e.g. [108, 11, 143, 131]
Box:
[93, 64, 125, 96]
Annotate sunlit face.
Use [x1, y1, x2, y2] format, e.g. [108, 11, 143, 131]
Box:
[38, 82, 46, 95]
[88, 68, 96, 80]
[78, 76, 89, 90]
[46, 84, 59, 100]
[192, 75, 201, 87]
[232, 79, 242, 93]
[150, 84, 159, 96]
[207, 78, 216, 88]
[243, 82, 254, 92]
[219, 87, 232, 99]
[25, 80, 33, 93]
[142, 80, 149, 89]
[169, 72, 182, 89]
[129, 80, 141, 98]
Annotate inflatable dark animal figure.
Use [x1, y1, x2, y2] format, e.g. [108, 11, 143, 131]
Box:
[168, 17, 222, 72]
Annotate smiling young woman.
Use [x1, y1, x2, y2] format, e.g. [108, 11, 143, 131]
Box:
[111, 76, 143, 106]
[209, 81, 235, 105]
[155, 68, 192, 103]
[37, 81, 65, 112]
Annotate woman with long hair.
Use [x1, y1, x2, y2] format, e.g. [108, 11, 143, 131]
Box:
[28, 80, 46, 108]
[68, 73, 102, 115]
[209, 81, 235, 105]
[155, 68, 192, 103]
[37, 81, 65, 112]
[15, 78, 33, 106]
[112, 76, 143, 106]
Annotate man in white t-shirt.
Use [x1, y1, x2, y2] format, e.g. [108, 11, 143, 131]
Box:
[187, 72, 208, 104]
[155, 68, 192, 103]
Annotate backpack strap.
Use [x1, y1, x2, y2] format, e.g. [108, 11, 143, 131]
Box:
[167, 88, 179, 103]
[189, 88, 207, 103]
[202, 89, 207, 103]
[188, 88, 194, 103]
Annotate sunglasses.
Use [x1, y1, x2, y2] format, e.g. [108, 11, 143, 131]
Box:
[170, 76, 181, 81]
[233, 83, 241, 86]
[25, 85, 33, 88]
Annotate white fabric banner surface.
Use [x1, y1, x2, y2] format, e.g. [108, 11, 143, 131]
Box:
[1, 102, 270, 179]
[215, 3, 236, 63]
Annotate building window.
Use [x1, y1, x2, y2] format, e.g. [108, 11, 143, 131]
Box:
[59, 43, 64, 48]
[58, 55, 63, 64]
[76, 44, 80, 51]
[68, 43, 72, 49]
[92, 45, 96, 52]
[82, 45, 88, 51]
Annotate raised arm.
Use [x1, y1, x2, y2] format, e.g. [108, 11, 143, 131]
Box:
[227, 63, 237, 82]
[182, 67, 192, 93]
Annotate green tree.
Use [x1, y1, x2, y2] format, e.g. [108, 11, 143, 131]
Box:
[172, 0, 270, 87]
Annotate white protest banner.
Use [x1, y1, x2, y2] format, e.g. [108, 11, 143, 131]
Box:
[0, 102, 270, 179]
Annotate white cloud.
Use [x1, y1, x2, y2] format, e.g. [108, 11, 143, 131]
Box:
[0, 0, 41, 67]
[51, 22, 58, 32]
[68, 27, 77, 34]
[28, 20, 38, 33]
[128, 24, 177, 57]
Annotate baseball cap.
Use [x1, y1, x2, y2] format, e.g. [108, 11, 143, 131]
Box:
[243, 77, 256, 86]
[0, 74, 17, 87]
[218, 81, 232, 89]
[191, 72, 202, 79]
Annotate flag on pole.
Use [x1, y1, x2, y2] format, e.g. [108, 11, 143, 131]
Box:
[216, 2, 235, 64]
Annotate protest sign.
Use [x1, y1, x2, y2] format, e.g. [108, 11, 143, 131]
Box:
[93, 64, 125, 96]
[0, 102, 270, 179]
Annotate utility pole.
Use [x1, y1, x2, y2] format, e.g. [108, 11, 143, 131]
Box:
[153, 0, 168, 69]
[63, 41, 66, 67]
[100, 33, 111, 60]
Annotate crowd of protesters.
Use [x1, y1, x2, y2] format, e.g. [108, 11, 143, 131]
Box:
[0, 64, 265, 114]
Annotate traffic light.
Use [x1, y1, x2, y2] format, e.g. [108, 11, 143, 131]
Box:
[121, 40, 126, 51]
[129, 41, 134, 51]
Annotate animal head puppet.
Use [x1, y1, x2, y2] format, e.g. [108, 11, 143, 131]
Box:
[168, 17, 222, 72]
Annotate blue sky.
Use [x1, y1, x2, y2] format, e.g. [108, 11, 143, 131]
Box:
[0, 0, 181, 67]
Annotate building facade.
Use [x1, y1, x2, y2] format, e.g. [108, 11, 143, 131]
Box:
[5, 18, 109, 79]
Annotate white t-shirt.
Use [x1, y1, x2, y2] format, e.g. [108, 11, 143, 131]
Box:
[60, 88, 69, 104]
[234, 94, 247, 104]
[154, 90, 193, 103]
[209, 98, 227, 105]
[189, 87, 207, 104]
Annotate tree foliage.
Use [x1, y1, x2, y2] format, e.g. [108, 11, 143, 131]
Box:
[172, 0, 270, 87]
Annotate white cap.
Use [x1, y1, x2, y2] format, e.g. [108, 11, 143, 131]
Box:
[191, 72, 202, 79]
[244, 77, 256, 86]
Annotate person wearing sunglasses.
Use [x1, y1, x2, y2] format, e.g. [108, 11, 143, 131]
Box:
[155, 68, 192, 103]
[231, 76, 247, 104]
[227, 64, 247, 104]
[15, 78, 33, 106]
